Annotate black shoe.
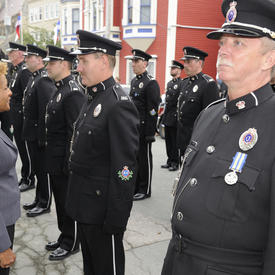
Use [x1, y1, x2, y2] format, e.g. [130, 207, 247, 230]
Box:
[48, 247, 80, 261]
[161, 164, 170, 169]
[133, 193, 150, 201]
[23, 200, 38, 210]
[19, 182, 35, 192]
[169, 165, 178, 171]
[45, 241, 60, 251]
[26, 207, 50, 217]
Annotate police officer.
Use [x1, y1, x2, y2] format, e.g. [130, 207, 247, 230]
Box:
[6, 42, 34, 190]
[161, 60, 184, 171]
[129, 49, 161, 201]
[162, 1, 275, 274]
[43, 46, 85, 260]
[66, 30, 139, 275]
[177, 46, 219, 158]
[22, 44, 55, 217]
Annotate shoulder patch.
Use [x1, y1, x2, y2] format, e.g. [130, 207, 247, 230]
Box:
[202, 74, 215, 83]
[206, 98, 226, 110]
[113, 84, 130, 101]
[40, 70, 48, 78]
[69, 80, 81, 92]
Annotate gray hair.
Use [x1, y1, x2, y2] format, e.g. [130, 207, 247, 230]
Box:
[261, 37, 275, 76]
[94, 52, 116, 70]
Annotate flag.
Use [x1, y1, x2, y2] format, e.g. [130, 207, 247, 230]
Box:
[15, 15, 21, 41]
[54, 20, 61, 45]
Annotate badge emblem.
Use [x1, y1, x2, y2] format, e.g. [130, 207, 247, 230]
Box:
[118, 166, 133, 181]
[56, 93, 61, 102]
[93, 104, 102, 117]
[226, 1, 237, 23]
[139, 82, 144, 89]
[174, 84, 178, 90]
[239, 128, 258, 151]
[236, 101, 245, 110]
[193, 85, 198, 93]
[149, 109, 156, 116]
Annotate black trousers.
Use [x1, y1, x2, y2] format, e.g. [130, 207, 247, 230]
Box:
[135, 139, 152, 196]
[78, 223, 125, 275]
[50, 174, 79, 251]
[0, 225, 15, 275]
[10, 110, 34, 181]
[164, 126, 178, 166]
[26, 140, 51, 208]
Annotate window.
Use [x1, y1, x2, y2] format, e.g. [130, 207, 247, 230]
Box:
[72, 8, 79, 34]
[140, 0, 151, 24]
[92, 2, 96, 30]
[29, 9, 34, 22]
[128, 0, 133, 24]
[45, 5, 49, 19]
[34, 8, 38, 21]
[39, 7, 43, 20]
[50, 4, 54, 19]
[56, 4, 59, 18]
[64, 8, 67, 34]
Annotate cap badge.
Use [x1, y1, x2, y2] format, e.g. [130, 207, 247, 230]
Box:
[139, 82, 144, 89]
[236, 100, 245, 110]
[193, 85, 198, 93]
[149, 109, 157, 116]
[239, 128, 258, 151]
[118, 166, 133, 181]
[93, 104, 102, 117]
[174, 84, 178, 90]
[184, 49, 187, 55]
[56, 93, 62, 102]
[226, 1, 237, 23]
[133, 51, 136, 55]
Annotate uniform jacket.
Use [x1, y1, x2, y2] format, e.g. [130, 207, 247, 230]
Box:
[22, 68, 56, 145]
[66, 77, 139, 229]
[168, 84, 275, 275]
[45, 75, 86, 175]
[177, 72, 219, 151]
[0, 129, 20, 252]
[162, 77, 182, 127]
[9, 61, 31, 112]
[130, 71, 161, 139]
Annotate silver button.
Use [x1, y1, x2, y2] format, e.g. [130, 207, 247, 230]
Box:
[206, 146, 215, 154]
[76, 131, 79, 135]
[190, 178, 198, 187]
[177, 212, 183, 221]
[53, 110, 56, 114]
[222, 114, 230, 123]
[88, 130, 92, 135]
[84, 113, 87, 117]
[96, 190, 101, 196]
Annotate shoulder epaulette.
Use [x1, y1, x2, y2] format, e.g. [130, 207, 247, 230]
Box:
[113, 84, 130, 101]
[69, 80, 81, 92]
[206, 98, 226, 110]
[202, 73, 215, 83]
[40, 70, 48, 78]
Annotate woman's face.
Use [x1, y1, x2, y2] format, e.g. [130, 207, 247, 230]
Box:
[0, 75, 12, 112]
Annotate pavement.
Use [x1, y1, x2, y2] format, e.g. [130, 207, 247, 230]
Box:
[10, 136, 176, 275]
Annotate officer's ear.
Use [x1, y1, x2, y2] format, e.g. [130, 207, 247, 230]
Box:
[262, 49, 275, 71]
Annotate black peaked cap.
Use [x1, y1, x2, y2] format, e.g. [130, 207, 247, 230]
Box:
[170, 60, 184, 70]
[181, 47, 208, 61]
[44, 45, 74, 62]
[24, 44, 47, 58]
[6, 42, 26, 52]
[131, 49, 152, 61]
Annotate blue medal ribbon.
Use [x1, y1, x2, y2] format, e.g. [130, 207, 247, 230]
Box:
[229, 152, 247, 173]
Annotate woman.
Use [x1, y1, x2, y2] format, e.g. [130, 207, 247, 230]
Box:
[0, 61, 20, 274]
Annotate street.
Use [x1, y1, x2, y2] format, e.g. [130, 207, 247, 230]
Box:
[10, 136, 176, 275]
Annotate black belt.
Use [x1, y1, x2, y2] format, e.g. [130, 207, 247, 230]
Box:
[173, 233, 263, 267]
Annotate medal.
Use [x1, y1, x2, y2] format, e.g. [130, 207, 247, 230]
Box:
[193, 85, 198, 93]
[139, 82, 144, 88]
[239, 128, 258, 151]
[93, 104, 102, 117]
[56, 93, 61, 102]
[224, 171, 238, 185]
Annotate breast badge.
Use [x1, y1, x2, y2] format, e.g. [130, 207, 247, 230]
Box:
[93, 104, 102, 117]
[139, 82, 144, 89]
[239, 128, 258, 151]
[174, 84, 178, 90]
[56, 93, 62, 102]
[193, 85, 198, 93]
[118, 166, 133, 181]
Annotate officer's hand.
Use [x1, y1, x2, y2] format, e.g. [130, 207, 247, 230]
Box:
[0, 248, 16, 269]
[145, 136, 156, 143]
[103, 223, 125, 234]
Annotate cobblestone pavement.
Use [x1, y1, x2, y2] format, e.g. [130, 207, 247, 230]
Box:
[10, 136, 175, 275]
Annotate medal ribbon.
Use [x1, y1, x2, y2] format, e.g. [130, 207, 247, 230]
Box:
[229, 152, 247, 173]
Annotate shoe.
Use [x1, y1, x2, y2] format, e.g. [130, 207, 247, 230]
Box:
[161, 164, 170, 169]
[169, 165, 178, 171]
[26, 207, 50, 217]
[48, 247, 79, 261]
[19, 182, 35, 192]
[45, 241, 60, 251]
[133, 193, 150, 201]
[23, 200, 38, 210]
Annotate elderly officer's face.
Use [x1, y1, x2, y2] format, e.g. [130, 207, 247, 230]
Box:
[132, 59, 147, 75]
[25, 55, 40, 73]
[217, 34, 267, 86]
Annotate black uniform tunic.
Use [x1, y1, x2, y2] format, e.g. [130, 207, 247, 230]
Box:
[177, 72, 219, 156]
[9, 61, 32, 182]
[162, 77, 182, 167]
[162, 83, 275, 275]
[66, 77, 139, 275]
[45, 75, 85, 251]
[22, 68, 55, 208]
[129, 71, 161, 196]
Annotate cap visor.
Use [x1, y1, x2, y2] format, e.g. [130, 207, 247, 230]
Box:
[207, 28, 263, 40]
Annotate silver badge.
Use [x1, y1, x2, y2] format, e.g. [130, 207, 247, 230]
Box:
[224, 171, 238, 185]
[139, 82, 144, 89]
[193, 85, 198, 93]
[236, 101, 245, 110]
[239, 128, 258, 151]
[56, 93, 61, 102]
[93, 104, 102, 117]
[174, 84, 178, 90]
